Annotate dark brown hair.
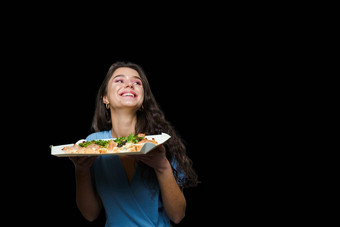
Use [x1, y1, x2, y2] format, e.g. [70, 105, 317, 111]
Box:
[91, 61, 198, 188]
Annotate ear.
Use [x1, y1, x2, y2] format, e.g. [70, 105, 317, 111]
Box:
[102, 95, 109, 104]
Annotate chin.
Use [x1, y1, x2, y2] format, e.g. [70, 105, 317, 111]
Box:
[118, 104, 140, 111]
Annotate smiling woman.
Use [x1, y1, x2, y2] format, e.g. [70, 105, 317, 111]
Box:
[103, 67, 144, 112]
[68, 61, 199, 227]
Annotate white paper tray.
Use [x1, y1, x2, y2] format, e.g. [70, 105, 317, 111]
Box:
[51, 133, 171, 157]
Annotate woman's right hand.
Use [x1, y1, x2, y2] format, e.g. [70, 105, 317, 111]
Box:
[69, 156, 97, 172]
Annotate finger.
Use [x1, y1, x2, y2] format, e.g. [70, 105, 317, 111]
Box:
[134, 155, 151, 162]
[69, 157, 78, 161]
[74, 156, 87, 164]
[71, 156, 94, 166]
[134, 155, 149, 159]
[82, 156, 97, 165]
[157, 144, 166, 153]
[69, 157, 81, 165]
[126, 155, 139, 159]
[150, 145, 165, 154]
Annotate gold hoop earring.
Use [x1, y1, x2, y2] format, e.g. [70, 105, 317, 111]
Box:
[106, 103, 110, 109]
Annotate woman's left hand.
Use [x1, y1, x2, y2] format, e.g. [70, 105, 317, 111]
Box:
[132, 144, 171, 173]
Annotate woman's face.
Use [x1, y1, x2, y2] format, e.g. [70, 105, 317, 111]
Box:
[103, 67, 144, 111]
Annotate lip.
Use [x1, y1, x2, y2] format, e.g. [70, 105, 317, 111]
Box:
[119, 90, 137, 97]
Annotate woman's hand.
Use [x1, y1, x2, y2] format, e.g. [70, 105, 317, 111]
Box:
[132, 145, 171, 173]
[69, 156, 97, 172]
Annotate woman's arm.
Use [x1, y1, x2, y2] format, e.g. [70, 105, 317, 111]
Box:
[136, 145, 186, 224]
[155, 160, 186, 224]
[70, 157, 103, 222]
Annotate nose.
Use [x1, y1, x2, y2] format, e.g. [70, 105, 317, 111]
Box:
[125, 82, 134, 88]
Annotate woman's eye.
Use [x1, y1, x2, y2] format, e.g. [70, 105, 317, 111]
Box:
[115, 79, 123, 83]
[134, 81, 142, 85]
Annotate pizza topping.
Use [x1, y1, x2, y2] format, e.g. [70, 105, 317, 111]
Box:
[77, 133, 145, 148]
[115, 133, 145, 147]
[62, 133, 156, 154]
[79, 140, 109, 148]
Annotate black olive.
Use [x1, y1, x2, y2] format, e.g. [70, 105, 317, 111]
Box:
[117, 140, 127, 147]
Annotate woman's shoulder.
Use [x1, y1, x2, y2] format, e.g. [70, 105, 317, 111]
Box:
[86, 130, 112, 140]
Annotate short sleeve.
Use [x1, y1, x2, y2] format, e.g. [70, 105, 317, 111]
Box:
[85, 130, 112, 141]
[86, 133, 97, 141]
[86, 132, 103, 140]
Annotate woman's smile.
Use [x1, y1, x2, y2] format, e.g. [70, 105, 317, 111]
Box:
[119, 90, 137, 98]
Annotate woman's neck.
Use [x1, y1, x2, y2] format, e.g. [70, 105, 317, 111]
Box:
[110, 109, 137, 138]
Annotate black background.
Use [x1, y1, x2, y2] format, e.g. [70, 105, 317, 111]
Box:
[2, 2, 308, 225]
[16, 44, 233, 226]
[4, 11, 267, 225]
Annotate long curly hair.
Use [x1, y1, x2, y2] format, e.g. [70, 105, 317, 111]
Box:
[91, 61, 199, 189]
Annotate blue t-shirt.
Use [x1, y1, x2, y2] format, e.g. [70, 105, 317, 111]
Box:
[87, 130, 174, 227]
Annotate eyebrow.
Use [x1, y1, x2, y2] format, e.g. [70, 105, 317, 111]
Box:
[112, 74, 142, 80]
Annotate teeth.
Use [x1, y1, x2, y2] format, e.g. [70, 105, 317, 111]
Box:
[122, 93, 134, 97]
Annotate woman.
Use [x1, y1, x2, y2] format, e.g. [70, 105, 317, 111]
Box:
[69, 61, 198, 226]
